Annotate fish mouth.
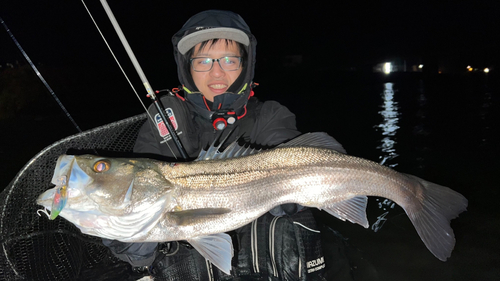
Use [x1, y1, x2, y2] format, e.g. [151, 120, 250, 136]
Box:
[37, 155, 91, 220]
[48, 155, 75, 219]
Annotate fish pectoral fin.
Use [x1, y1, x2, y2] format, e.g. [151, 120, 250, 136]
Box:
[187, 233, 234, 275]
[169, 208, 232, 226]
[323, 196, 369, 228]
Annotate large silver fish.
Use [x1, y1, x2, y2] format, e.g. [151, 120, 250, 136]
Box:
[37, 132, 467, 274]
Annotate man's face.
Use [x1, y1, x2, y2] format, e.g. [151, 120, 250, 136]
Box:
[190, 40, 243, 102]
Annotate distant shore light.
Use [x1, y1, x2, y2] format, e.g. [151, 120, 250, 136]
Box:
[418, 64, 424, 69]
[384, 62, 391, 74]
[484, 68, 490, 73]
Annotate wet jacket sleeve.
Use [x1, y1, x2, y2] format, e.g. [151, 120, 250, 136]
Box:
[250, 101, 301, 146]
[134, 120, 163, 155]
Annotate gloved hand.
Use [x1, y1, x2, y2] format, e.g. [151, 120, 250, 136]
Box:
[269, 203, 305, 216]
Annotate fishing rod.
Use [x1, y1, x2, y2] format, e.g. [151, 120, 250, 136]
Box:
[94, 0, 189, 160]
[0, 16, 83, 134]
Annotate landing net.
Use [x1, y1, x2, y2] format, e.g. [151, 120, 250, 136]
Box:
[0, 114, 147, 280]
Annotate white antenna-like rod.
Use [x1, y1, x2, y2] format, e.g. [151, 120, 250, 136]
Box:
[99, 0, 155, 97]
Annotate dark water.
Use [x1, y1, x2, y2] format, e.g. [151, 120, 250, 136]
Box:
[280, 70, 500, 280]
[1, 71, 499, 280]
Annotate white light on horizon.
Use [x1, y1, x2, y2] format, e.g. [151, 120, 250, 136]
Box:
[383, 62, 391, 74]
[484, 68, 490, 73]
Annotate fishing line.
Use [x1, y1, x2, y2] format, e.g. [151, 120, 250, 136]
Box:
[80, 0, 152, 121]
[0, 16, 83, 134]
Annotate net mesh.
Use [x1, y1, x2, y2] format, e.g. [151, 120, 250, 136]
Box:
[0, 114, 148, 280]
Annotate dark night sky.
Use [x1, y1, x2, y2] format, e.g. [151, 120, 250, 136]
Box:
[2, 0, 499, 68]
[1, 0, 499, 120]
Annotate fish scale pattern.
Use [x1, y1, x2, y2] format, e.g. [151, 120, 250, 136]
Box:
[0, 114, 147, 281]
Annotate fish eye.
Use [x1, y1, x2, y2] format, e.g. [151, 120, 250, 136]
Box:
[93, 160, 110, 173]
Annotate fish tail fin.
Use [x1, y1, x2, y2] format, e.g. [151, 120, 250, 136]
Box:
[404, 174, 468, 261]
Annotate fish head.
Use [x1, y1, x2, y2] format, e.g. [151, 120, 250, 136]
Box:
[37, 154, 171, 223]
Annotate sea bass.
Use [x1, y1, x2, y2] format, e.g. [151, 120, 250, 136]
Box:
[37, 132, 467, 274]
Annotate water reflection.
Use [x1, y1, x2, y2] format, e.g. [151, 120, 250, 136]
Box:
[376, 82, 400, 167]
[371, 82, 400, 232]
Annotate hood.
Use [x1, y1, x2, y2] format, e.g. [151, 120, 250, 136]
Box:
[172, 10, 257, 119]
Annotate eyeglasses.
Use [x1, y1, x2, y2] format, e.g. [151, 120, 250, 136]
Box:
[190, 56, 242, 72]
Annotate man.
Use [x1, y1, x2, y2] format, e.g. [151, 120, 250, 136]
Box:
[104, 10, 336, 280]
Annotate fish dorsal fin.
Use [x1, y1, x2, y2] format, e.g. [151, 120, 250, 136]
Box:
[197, 141, 224, 161]
[277, 132, 347, 154]
[187, 233, 234, 275]
[196, 130, 260, 161]
[197, 132, 346, 161]
[323, 196, 369, 228]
